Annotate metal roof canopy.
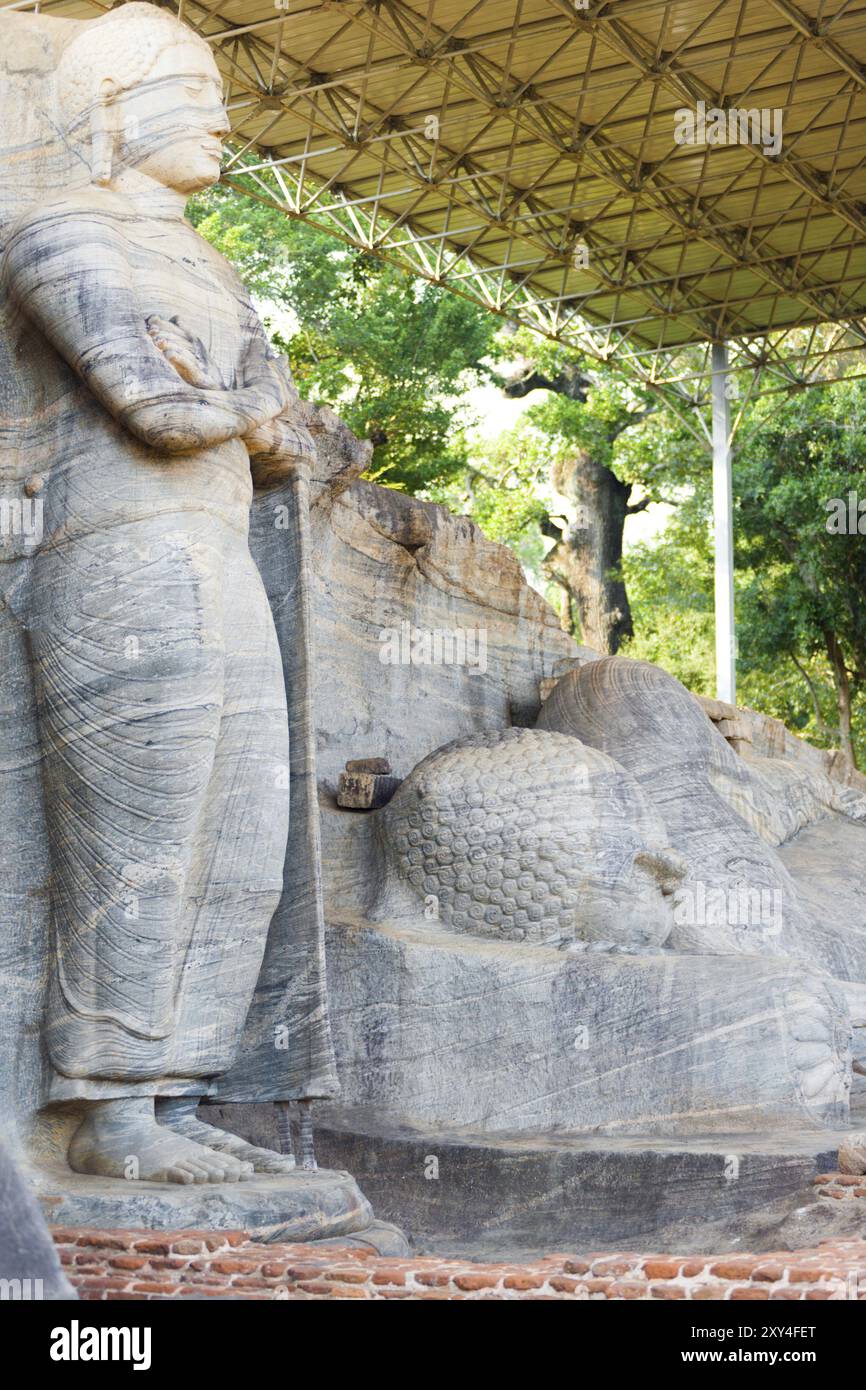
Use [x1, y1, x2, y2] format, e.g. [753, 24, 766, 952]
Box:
[9, 0, 866, 699]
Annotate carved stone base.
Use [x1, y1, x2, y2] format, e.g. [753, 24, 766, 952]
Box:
[309, 1111, 866, 1259]
[32, 1162, 405, 1249]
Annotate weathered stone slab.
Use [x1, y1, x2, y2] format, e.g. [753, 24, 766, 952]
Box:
[207, 1107, 859, 1258]
[34, 1165, 374, 1244]
[317, 917, 850, 1136]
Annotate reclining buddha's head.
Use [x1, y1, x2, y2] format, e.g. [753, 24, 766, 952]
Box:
[56, 2, 229, 194]
[378, 728, 686, 952]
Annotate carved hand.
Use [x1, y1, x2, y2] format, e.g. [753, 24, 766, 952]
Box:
[147, 318, 315, 480]
[146, 315, 224, 389]
[241, 333, 294, 417]
[243, 352, 316, 483]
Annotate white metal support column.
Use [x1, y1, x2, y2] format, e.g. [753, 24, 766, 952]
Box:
[710, 340, 736, 704]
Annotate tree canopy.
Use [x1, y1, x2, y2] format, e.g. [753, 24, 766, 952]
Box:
[190, 185, 495, 493]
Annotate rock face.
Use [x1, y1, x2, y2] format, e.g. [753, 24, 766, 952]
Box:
[250, 450, 865, 1141]
[537, 657, 866, 977]
[0, 1139, 75, 1299]
[0, 6, 370, 1245]
[293, 470, 588, 794]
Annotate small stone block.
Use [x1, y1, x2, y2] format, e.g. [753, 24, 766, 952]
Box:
[337, 772, 401, 810]
[345, 757, 392, 775]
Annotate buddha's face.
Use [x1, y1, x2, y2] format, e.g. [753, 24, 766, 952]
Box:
[112, 42, 229, 194]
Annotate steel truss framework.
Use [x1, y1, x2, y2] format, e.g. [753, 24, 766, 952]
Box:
[11, 0, 866, 427]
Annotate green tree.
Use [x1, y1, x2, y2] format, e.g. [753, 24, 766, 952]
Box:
[735, 380, 866, 769]
[623, 379, 866, 769]
[462, 330, 704, 650]
[190, 185, 495, 492]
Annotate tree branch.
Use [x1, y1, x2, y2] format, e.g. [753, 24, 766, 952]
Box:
[790, 654, 833, 738]
[501, 359, 591, 402]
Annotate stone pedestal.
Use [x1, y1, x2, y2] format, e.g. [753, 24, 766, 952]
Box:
[32, 1163, 404, 1249]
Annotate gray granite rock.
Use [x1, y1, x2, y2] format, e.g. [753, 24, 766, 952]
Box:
[0, 5, 370, 1240]
[0, 1140, 75, 1299]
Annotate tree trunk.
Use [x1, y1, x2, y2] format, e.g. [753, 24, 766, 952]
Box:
[543, 450, 634, 654]
[825, 629, 858, 771]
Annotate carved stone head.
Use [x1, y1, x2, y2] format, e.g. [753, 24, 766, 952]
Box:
[55, 2, 228, 193]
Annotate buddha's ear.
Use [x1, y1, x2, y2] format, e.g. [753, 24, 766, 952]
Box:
[90, 78, 120, 186]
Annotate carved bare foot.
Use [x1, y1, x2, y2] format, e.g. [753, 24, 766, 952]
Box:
[68, 1098, 254, 1184]
[156, 1097, 296, 1174]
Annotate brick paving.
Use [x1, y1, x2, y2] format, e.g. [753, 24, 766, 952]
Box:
[52, 1172, 866, 1302]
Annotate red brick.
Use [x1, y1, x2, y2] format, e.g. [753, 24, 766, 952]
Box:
[453, 1273, 500, 1291]
[76, 1233, 131, 1251]
[649, 1283, 685, 1299]
[503, 1274, 545, 1290]
[371, 1268, 408, 1286]
[75, 1276, 135, 1292]
[730, 1286, 769, 1300]
[210, 1258, 258, 1275]
[324, 1270, 370, 1286]
[548, 1276, 581, 1294]
[709, 1259, 759, 1280]
[172, 1239, 207, 1255]
[132, 1239, 172, 1256]
[643, 1259, 682, 1280]
[283, 1263, 330, 1280]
